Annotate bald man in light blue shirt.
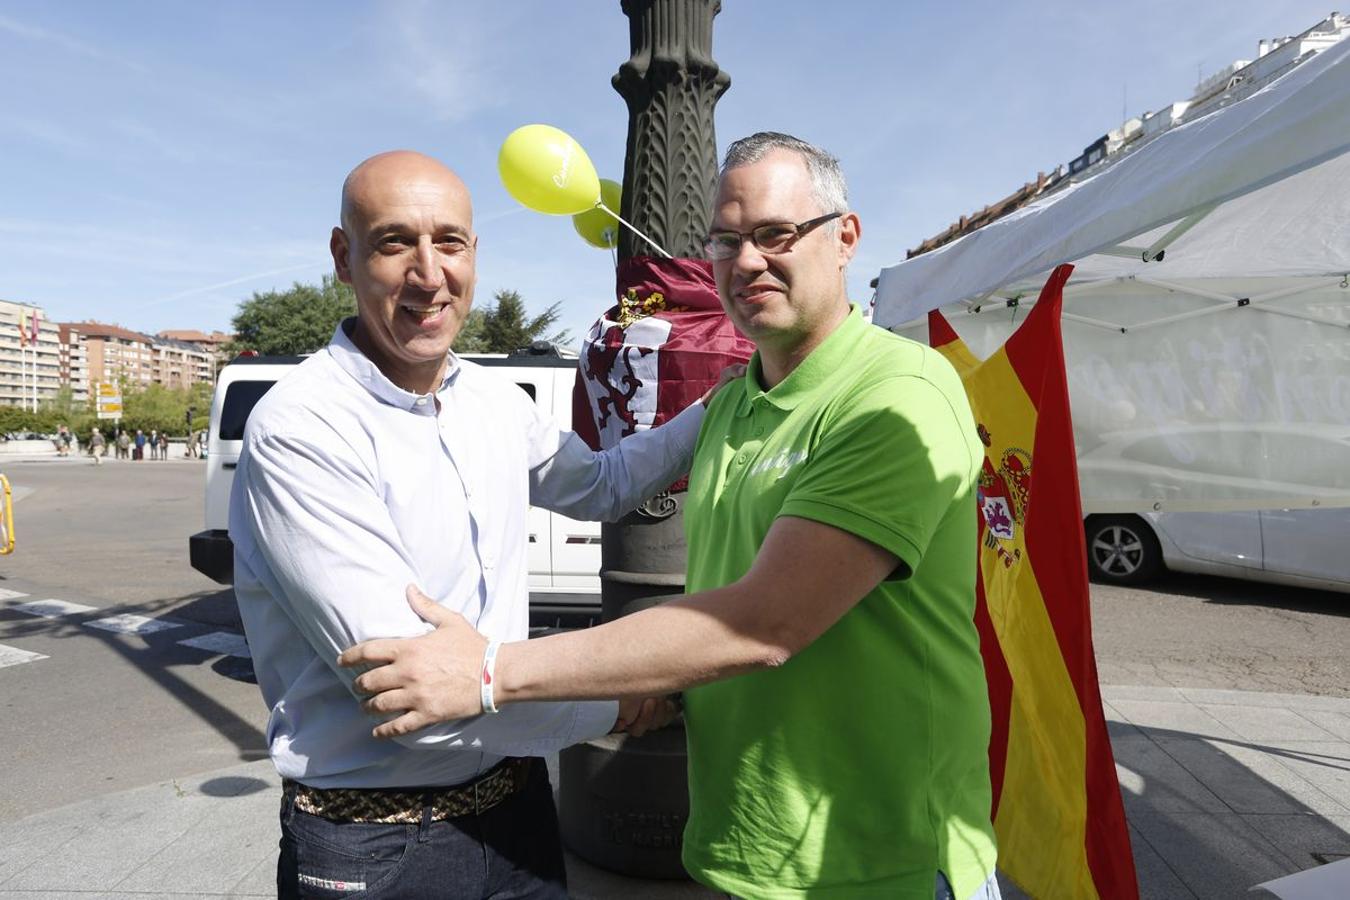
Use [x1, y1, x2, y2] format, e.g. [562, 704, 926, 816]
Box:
[231, 150, 710, 899]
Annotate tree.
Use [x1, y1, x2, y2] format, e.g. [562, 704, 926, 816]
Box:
[229, 274, 356, 356]
[120, 382, 188, 435]
[476, 290, 570, 353]
[452, 308, 489, 353]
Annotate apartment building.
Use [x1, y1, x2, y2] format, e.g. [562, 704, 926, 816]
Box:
[158, 329, 233, 374]
[57, 322, 91, 405]
[0, 299, 62, 410]
[73, 322, 158, 390]
[154, 337, 214, 388]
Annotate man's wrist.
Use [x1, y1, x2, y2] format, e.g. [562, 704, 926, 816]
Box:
[480, 640, 502, 714]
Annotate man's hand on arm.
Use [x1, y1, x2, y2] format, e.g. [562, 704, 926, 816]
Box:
[700, 363, 746, 407]
[340, 587, 487, 738]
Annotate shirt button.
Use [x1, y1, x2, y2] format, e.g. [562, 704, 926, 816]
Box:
[735, 453, 748, 466]
[415, 397, 429, 407]
[755, 425, 765, 436]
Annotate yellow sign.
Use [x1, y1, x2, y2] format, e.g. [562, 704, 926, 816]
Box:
[95, 382, 123, 420]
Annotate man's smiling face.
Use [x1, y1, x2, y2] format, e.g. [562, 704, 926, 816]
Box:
[331, 151, 478, 394]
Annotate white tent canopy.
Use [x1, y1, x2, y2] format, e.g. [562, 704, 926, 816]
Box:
[874, 33, 1350, 324]
[873, 35, 1350, 512]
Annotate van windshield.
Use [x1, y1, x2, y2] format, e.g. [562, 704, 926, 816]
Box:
[217, 381, 277, 441]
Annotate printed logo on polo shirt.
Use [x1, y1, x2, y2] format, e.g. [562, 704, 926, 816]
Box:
[749, 449, 807, 479]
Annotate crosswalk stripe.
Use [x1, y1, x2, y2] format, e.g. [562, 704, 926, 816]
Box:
[86, 614, 183, 635]
[178, 632, 251, 658]
[0, 643, 48, 669]
[0, 588, 30, 601]
[11, 599, 97, 618]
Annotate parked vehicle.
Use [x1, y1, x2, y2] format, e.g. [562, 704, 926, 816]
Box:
[189, 345, 602, 628]
[1084, 508, 1350, 593]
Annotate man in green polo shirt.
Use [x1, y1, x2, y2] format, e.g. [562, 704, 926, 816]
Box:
[342, 132, 1000, 899]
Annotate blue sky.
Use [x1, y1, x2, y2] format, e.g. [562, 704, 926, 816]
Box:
[0, 1, 1336, 345]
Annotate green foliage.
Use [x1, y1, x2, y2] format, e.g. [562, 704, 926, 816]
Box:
[474, 289, 570, 353]
[225, 275, 566, 357]
[2, 390, 96, 439]
[2, 377, 213, 444]
[228, 274, 356, 356]
[452, 308, 489, 353]
[0, 405, 53, 436]
[120, 382, 186, 435]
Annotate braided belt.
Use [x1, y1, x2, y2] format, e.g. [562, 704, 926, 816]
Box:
[283, 757, 531, 824]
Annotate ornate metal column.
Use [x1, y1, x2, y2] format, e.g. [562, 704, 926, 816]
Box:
[556, 0, 729, 879]
[603, 0, 729, 626]
[614, 0, 730, 261]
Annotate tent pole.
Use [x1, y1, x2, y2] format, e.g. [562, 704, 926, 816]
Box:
[1141, 203, 1218, 261]
[1246, 276, 1345, 305]
[1252, 304, 1350, 330]
[1132, 276, 1242, 304]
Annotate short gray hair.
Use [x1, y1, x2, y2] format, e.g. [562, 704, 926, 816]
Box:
[721, 132, 849, 217]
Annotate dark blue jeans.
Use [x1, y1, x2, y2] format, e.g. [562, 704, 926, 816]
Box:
[278, 759, 567, 899]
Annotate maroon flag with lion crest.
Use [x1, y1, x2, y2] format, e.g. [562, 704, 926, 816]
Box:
[573, 257, 754, 488]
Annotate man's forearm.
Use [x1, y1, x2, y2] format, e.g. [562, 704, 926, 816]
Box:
[495, 583, 790, 703]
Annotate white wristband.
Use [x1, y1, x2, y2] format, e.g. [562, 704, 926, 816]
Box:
[480, 640, 502, 715]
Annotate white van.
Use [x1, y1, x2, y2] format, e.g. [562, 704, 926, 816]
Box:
[189, 346, 602, 628]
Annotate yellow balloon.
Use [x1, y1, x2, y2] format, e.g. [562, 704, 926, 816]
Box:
[572, 179, 622, 249]
[498, 124, 601, 216]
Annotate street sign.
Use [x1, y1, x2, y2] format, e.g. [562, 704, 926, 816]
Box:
[95, 382, 122, 420]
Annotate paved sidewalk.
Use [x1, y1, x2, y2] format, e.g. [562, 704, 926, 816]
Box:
[1, 686, 1347, 898]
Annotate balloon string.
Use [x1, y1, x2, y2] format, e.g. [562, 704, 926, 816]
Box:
[598, 202, 673, 259]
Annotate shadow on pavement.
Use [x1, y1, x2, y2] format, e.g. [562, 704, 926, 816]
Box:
[1136, 572, 1349, 617]
[1109, 720, 1350, 898]
[198, 775, 270, 798]
[0, 586, 265, 761]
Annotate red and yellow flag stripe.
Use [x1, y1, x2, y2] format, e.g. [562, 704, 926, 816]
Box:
[931, 265, 1138, 899]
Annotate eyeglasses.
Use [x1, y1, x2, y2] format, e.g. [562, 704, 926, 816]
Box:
[703, 212, 842, 261]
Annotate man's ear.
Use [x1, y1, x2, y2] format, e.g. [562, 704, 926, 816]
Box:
[331, 227, 353, 284]
[836, 212, 861, 268]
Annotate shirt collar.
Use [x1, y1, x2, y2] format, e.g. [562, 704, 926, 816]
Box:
[326, 318, 460, 415]
[737, 304, 867, 416]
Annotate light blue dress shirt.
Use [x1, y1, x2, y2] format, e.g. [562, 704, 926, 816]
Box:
[230, 321, 704, 788]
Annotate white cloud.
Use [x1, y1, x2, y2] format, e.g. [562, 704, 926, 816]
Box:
[0, 13, 150, 74]
[376, 0, 507, 122]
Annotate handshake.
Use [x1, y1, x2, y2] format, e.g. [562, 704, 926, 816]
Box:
[614, 694, 682, 738]
[339, 584, 682, 740]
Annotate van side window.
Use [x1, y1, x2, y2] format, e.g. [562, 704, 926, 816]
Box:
[218, 381, 278, 441]
[516, 383, 537, 402]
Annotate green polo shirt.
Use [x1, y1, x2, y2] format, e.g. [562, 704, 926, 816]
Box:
[681, 306, 996, 899]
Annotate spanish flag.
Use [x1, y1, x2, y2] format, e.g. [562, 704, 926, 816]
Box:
[930, 264, 1138, 899]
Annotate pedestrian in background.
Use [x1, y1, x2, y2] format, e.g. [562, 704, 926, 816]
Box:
[158, 431, 168, 460]
[89, 428, 105, 466]
[116, 429, 130, 460]
[148, 430, 159, 461]
[133, 429, 145, 461]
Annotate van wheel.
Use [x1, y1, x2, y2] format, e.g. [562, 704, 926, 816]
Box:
[1085, 515, 1163, 585]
